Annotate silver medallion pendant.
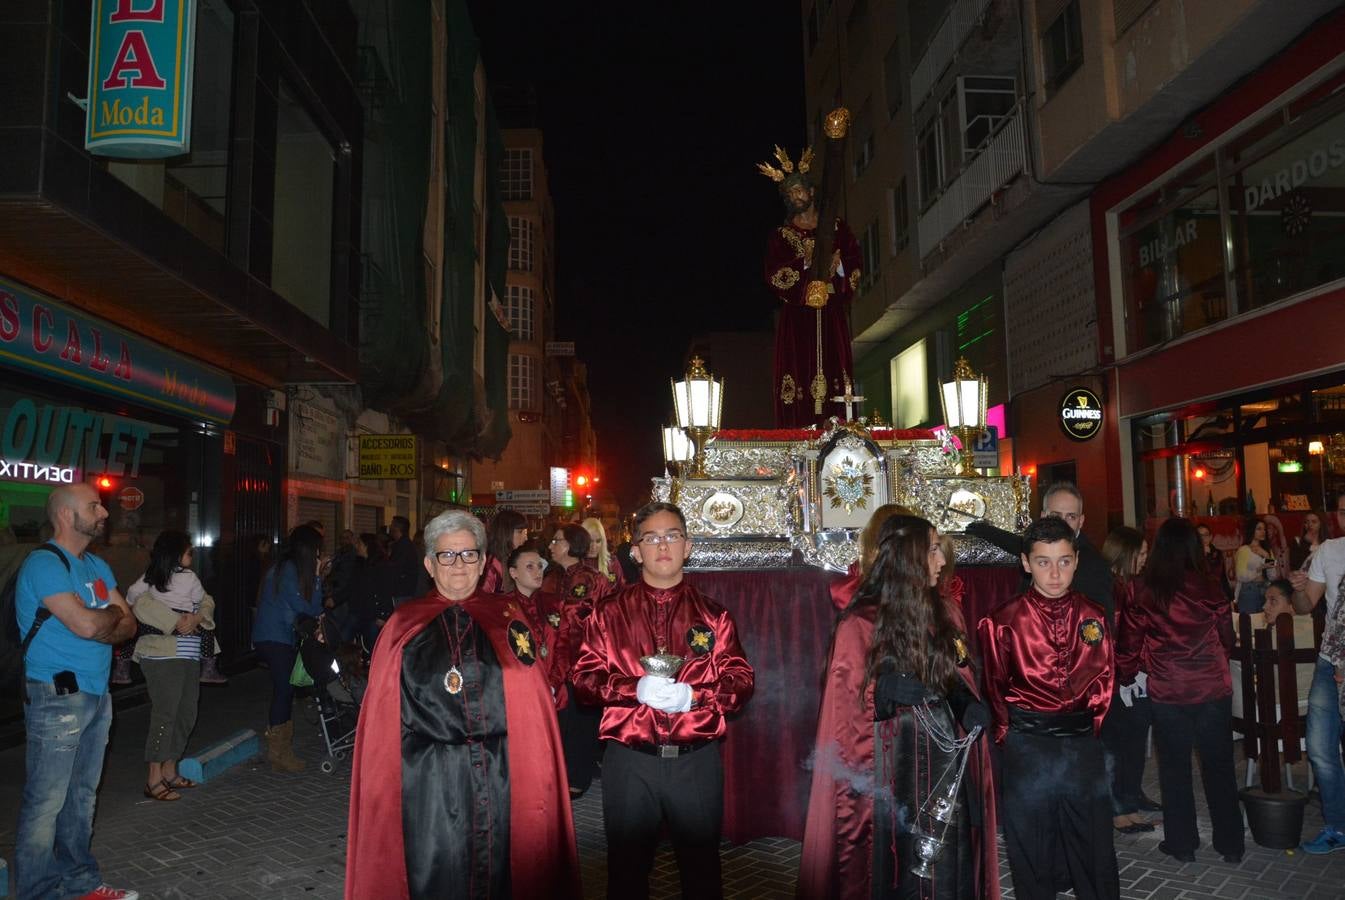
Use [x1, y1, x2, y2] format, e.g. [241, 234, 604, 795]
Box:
[444, 666, 463, 695]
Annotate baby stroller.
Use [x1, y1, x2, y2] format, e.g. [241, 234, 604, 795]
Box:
[295, 615, 367, 774]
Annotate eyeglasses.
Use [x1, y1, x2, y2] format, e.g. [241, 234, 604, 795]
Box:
[637, 531, 685, 546]
[433, 549, 482, 566]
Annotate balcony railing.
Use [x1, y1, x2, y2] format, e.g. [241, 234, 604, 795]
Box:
[917, 106, 1025, 259]
[910, 0, 995, 110]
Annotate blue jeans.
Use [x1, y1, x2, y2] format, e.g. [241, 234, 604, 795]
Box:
[1307, 657, 1345, 832]
[17, 681, 112, 900]
[254, 640, 298, 726]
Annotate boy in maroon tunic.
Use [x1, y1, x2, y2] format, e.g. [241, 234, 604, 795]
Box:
[978, 516, 1118, 900]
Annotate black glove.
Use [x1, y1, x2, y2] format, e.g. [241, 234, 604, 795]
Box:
[874, 672, 930, 720]
[959, 699, 991, 733]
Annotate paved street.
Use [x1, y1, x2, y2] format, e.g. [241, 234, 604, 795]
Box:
[2, 669, 1343, 899]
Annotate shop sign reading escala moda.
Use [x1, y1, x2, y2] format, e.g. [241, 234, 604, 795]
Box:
[0, 276, 235, 424]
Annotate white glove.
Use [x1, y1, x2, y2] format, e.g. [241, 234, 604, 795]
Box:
[649, 681, 694, 714]
[636, 675, 673, 706]
[1118, 684, 1135, 708]
[1133, 672, 1149, 699]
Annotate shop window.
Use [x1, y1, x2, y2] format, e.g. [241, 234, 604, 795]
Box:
[271, 81, 336, 326]
[1223, 108, 1345, 312]
[1041, 0, 1083, 95]
[501, 148, 533, 201]
[1118, 152, 1224, 352]
[102, 0, 234, 251]
[0, 387, 197, 590]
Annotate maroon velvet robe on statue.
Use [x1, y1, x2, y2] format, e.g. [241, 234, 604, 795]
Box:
[798, 601, 1000, 900]
[345, 589, 580, 900]
[764, 217, 863, 427]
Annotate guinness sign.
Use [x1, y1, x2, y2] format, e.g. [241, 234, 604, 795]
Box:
[1059, 388, 1103, 441]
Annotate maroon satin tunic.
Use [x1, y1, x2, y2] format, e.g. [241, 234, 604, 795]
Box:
[1116, 573, 1233, 705]
[571, 580, 755, 747]
[978, 587, 1114, 743]
[502, 588, 568, 696]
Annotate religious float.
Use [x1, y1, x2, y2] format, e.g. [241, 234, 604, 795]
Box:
[655, 356, 1030, 570]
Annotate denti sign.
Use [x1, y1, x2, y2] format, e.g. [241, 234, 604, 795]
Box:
[86, 0, 197, 158]
[1058, 388, 1104, 441]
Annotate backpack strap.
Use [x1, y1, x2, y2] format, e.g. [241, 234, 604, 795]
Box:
[20, 544, 72, 653]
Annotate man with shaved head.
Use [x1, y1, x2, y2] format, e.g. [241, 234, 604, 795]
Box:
[16, 482, 140, 900]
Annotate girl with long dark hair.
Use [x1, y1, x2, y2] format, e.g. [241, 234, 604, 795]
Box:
[1100, 526, 1157, 834]
[1117, 517, 1244, 863]
[799, 515, 999, 900]
[1234, 516, 1275, 613]
[250, 524, 324, 772]
[127, 529, 214, 801]
[481, 509, 528, 593]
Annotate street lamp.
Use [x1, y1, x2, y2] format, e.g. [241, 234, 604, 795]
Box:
[671, 356, 723, 479]
[940, 357, 987, 477]
[661, 425, 692, 504]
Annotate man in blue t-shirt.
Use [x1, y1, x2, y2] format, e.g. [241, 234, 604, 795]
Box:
[15, 482, 140, 900]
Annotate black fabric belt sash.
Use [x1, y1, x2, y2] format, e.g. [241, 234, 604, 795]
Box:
[1008, 705, 1093, 737]
[627, 740, 713, 758]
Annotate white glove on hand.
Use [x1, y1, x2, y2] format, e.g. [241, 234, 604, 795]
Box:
[636, 675, 673, 706]
[1118, 684, 1135, 708]
[652, 681, 694, 714]
[1133, 672, 1149, 699]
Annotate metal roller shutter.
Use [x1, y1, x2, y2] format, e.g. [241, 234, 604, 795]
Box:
[295, 497, 341, 549]
[352, 503, 383, 536]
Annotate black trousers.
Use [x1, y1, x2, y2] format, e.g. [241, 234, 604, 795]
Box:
[1002, 729, 1118, 900]
[1101, 693, 1153, 816]
[559, 684, 603, 791]
[1150, 696, 1245, 857]
[602, 740, 724, 900]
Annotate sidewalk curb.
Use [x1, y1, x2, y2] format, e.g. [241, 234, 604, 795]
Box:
[179, 728, 262, 784]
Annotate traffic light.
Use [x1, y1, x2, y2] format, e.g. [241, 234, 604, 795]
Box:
[575, 473, 589, 488]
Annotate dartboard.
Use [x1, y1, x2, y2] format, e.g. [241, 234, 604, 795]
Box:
[1282, 191, 1312, 237]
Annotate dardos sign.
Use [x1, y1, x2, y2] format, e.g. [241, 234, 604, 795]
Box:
[1058, 388, 1104, 441]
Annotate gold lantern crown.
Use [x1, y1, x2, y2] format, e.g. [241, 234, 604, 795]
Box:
[756, 145, 815, 183]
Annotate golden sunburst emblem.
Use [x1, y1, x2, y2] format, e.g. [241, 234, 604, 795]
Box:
[823, 455, 874, 513]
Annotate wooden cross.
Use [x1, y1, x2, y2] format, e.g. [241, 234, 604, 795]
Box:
[831, 374, 865, 422]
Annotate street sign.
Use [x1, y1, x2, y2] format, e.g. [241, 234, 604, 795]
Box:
[495, 490, 550, 503]
[118, 486, 145, 511]
[496, 501, 550, 516]
[972, 426, 999, 470]
[358, 434, 417, 478]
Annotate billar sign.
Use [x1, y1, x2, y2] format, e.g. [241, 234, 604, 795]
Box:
[85, 0, 197, 158]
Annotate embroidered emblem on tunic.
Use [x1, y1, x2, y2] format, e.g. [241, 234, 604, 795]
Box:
[687, 624, 715, 655]
[547, 612, 562, 628]
[1080, 618, 1104, 647]
[770, 267, 800, 290]
[508, 620, 536, 665]
[572, 583, 588, 599]
[954, 635, 970, 667]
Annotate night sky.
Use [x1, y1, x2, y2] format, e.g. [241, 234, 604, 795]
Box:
[466, 2, 806, 510]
